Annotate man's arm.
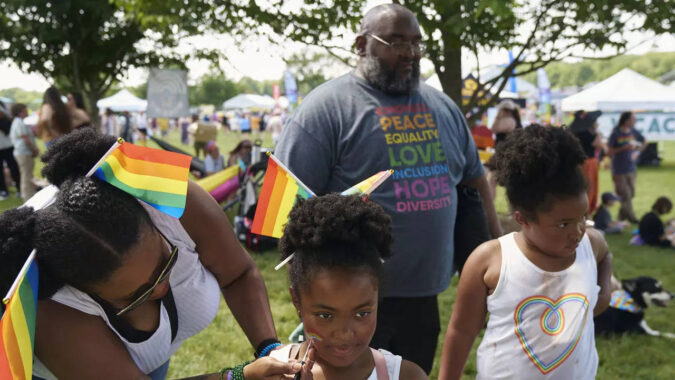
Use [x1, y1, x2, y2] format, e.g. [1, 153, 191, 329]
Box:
[462, 175, 503, 238]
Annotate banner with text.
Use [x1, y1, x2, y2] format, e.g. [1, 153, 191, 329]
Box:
[597, 113, 675, 141]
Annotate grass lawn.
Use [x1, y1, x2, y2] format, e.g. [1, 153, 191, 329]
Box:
[3, 130, 673, 379]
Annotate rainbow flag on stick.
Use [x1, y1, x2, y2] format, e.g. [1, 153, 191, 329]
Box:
[251, 154, 315, 239]
[1, 250, 38, 380]
[88, 139, 192, 218]
[340, 170, 393, 196]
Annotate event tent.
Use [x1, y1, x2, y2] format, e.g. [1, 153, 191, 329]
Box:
[561, 69, 675, 112]
[97, 89, 147, 112]
[222, 94, 276, 110]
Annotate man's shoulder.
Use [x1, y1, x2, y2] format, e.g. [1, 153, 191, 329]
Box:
[301, 73, 358, 102]
[416, 82, 461, 112]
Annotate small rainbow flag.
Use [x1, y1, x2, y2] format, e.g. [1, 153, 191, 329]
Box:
[90, 140, 192, 218]
[340, 170, 393, 196]
[1, 251, 39, 380]
[251, 154, 315, 238]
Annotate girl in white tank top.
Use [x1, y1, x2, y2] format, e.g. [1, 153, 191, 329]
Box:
[439, 126, 613, 380]
[275, 194, 428, 380]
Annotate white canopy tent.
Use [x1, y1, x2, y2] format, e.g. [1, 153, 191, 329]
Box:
[222, 94, 276, 110]
[561, 69, 675, 112]
[97, 89, 147, 112]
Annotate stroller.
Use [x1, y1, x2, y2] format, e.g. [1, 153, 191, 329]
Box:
[222, 142, 278, 252]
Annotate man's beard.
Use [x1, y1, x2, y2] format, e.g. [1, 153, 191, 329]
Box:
[360, 54, 420, 95]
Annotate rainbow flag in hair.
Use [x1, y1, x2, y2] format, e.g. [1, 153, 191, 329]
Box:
[1, 251, 38, 380]
[340, 170, 393, 196]
[251, 155, 315, 238]
[92, 141, 192, 218]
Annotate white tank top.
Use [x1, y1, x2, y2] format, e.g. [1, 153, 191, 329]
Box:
[269, 344, 402, 380]
[33, 202, 222, 378]
[476, 232, 599, 379]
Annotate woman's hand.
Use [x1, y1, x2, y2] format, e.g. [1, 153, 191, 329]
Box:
[242, 357, 302, 380]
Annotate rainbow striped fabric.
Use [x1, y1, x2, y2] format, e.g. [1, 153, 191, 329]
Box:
[94, 142, 192, 218]
[0, 258, 38, 380]
[251, 156, 313, 238]
[340, 170, 393, 196]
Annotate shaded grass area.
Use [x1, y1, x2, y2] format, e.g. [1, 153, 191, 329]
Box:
[2, 131, 672, 379]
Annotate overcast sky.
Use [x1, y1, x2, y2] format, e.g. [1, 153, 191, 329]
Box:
[1, 0, 673, 92]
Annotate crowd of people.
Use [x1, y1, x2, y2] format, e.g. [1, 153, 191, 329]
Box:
[0, 3, 672, 380]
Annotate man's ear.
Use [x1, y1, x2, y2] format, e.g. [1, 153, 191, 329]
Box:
[513, 210, 530, 227]
[355, 35, 367, 56]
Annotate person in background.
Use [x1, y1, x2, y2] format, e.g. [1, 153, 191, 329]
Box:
[119, 111, 134, 143]
[204, 140, 225, 176]
[37, 86, 73, 147]
[570, 110, 603, 214]
[136, 111, 149, 146]
[227, 139, 253, 168]
[67, 92, 91, 129]
[0, 102, 21, 199]
[486, 100, 522, 201]
[267, 109, 284, 146]
[608, 111, 646, 223]
[638, 196, 674, 248]
[9, 103, 39, 199]
[101, 108, 118, 136]
[593, 192, 628, 235]
[240, 113, 252, 134]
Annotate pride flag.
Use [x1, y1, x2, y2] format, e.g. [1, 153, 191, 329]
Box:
[1, 252, 38, 380]
[251, 155, 314, 238]
[340, 170, 393, 196]
[92, 141, 192, 218]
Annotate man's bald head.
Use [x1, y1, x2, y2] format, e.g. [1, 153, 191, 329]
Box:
[359, 4, 418, 36]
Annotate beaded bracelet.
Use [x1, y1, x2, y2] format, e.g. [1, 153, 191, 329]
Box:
[219, 361, 251, 380]
[258, 342, 281, 358]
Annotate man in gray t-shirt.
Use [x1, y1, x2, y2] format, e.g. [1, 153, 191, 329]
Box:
[275, 4, 501, 373]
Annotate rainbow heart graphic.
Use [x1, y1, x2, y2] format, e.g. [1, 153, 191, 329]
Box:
[514, 293, 589, 374]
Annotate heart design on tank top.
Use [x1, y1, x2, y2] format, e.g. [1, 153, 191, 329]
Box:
[513, 293, 590, 374]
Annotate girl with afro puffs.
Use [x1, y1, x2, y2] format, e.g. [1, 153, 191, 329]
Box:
[271, 193, 428, 379]
[439, 126, 613, 380]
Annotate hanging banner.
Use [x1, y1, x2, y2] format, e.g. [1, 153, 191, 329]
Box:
[597, 113, 675, 141]
[284, 71, 298, 104]
[146, 68, 189, 118]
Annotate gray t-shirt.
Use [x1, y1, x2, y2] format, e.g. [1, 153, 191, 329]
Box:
[10, 117, 35, 156]
[275, 73, 483, 297]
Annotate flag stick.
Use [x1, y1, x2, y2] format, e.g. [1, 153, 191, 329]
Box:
[85, 138, 124, 178]
[275, 253, 295, 271]
[267, 153, 316, 197]
[3, 249, 37, 304]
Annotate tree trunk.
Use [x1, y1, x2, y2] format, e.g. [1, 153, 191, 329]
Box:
[438, 47, 463, 112]
[85, 90, 101, 132]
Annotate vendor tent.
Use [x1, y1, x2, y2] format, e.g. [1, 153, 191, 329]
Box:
[97, 89, 147, 112]
[222, 94, 276, 110]
[561, 69, 675, 112]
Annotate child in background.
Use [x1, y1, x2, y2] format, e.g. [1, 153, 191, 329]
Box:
[593, 192, 628, 234]
[439, 126, 613, 380]
[638, 196, 674, 248]
[272, 194, 427, 380]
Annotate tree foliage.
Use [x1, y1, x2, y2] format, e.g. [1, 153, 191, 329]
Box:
[124, 0, 672, 123]
[523, 52, 675, 89]
[0, 0, 218, 123]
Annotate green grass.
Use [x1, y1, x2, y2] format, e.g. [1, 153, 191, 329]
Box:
[4, 132, 673, 379]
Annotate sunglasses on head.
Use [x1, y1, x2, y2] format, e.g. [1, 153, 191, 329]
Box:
[115, 226, 178, 316]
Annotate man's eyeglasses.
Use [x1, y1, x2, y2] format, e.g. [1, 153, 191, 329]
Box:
[115, 226, 178, 316]
[366, 33, 425, 55]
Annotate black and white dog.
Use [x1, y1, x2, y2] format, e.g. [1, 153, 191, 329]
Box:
[595, 276, 674, 338]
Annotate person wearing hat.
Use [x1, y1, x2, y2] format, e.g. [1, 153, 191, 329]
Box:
[204, 140, 225, 176]
[570, 110, 603, 214]
[593, 192, 628, 234]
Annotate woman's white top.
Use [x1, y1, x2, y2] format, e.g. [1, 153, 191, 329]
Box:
[269, 344, 402, 380]
[476, 232, 599, 379]
[33, 202, 222, 378]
